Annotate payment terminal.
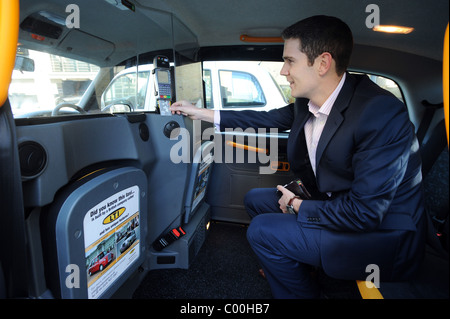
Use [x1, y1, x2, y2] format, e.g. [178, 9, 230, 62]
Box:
[153, 55, 172, 115]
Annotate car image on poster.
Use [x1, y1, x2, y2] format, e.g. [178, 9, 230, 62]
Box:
[83, 185, 141, 299]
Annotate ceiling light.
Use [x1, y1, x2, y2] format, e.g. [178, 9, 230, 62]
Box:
[373, 25, 414, 34]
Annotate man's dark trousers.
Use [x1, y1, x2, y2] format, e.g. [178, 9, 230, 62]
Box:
[245, 188, 322, 298]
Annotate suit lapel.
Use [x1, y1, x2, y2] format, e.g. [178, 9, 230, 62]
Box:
[315, 74, 357, 169]
[291, 98, 311, 136]
[290, 98, 311, 153]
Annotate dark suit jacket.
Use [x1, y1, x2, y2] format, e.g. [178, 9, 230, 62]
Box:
[220, 73, 426, 281]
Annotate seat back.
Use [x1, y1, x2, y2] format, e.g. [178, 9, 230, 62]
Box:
[41, 166, 148, 299]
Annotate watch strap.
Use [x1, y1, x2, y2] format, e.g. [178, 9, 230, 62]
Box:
[286, 196, 300, 214]
[288, 195, 300, 206]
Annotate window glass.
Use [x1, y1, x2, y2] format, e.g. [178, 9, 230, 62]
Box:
[219, 70, 266, 108]
[102, 70, 150, 111]
[203, 69, 213, 109]
[9, 48, 99, 118]
[368, 74, 404, 102]
[258, 61, 294, 104]
[350, 72, 404, 102]
[9, 50, 405, 119]
[203, 61, 290, 112]
[9, 46, 161, 118]
[202, 61, 405, 113]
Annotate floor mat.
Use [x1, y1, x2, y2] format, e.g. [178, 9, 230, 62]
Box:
[133, 221, 364, 299]
[133, 221, 273, 299]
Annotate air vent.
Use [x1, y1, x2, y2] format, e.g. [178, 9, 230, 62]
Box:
[19, 141, 47, 179]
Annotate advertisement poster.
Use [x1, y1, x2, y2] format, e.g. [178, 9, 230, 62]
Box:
[83, 185, 140, 299]
[191, 152, 212, 212]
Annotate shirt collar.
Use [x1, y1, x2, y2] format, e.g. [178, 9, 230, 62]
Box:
[308, 72, 347, 117]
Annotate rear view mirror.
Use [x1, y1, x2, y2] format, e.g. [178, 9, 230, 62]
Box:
[102, 101, 133, 113]
[110, 104, 132, 113]
[14, 55, 35, 72]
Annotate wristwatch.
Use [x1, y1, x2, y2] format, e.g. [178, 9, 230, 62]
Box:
[286, 196, 300, 214]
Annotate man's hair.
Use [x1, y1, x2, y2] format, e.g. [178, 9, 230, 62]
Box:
[282, 15, 353, 76]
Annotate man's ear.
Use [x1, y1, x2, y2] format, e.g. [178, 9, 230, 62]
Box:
[316, 52, 333, 75]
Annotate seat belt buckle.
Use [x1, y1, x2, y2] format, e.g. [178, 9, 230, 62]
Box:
[152, 226, 186, 251]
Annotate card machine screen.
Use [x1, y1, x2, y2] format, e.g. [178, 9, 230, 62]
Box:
[157, 70, 169, 84]
[155, 70, 171, 99]
[153, 55, 172, 115]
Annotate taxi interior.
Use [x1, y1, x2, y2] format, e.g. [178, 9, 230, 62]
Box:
[0, 0, 448, 300]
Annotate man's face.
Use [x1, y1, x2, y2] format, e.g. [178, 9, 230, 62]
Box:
[280, 38, 319, 99]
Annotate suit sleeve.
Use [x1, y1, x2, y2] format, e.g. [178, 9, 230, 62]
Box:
[298, 95, 416, 232]
[219, 104, 294, 131]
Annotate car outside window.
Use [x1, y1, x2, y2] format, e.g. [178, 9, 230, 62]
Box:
[203, 61, 293, 112]
[218, 70, 266, 108]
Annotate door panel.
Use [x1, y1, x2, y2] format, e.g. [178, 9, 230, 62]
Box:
[207, 130, 294, 224]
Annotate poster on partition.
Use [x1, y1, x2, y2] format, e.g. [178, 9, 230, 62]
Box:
[191, 152, 213, 212]
[83, 185, 140, 299]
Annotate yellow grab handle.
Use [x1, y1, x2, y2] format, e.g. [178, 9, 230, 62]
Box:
[0, 0, 20, 106]
[443, 24, 449, 147]
[226, 140, 268, 154]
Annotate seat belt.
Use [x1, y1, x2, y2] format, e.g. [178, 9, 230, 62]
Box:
[417, 100, 443, 145]
[420, 119, 447, 176]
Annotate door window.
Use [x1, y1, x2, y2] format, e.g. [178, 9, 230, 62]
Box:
[218, 70, 266, 108]
[103, 70, 150, 111]
[203, 69, 213, 108]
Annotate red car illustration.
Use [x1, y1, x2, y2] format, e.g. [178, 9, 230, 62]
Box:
[88, 251, 114, 276]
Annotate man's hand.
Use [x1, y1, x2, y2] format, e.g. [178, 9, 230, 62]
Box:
[170, 100, 214, 122]
[277, 185, 302, 214]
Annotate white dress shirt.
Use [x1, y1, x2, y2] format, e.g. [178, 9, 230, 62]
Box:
[304, 73, 346, 176]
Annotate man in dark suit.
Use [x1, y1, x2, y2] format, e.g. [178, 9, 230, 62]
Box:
[171, 15, 426, 298]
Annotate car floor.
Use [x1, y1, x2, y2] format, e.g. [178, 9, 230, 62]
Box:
[132, 221, 362, 299]
[133, 221, 448, 300]
[132, 221, 273, 299]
